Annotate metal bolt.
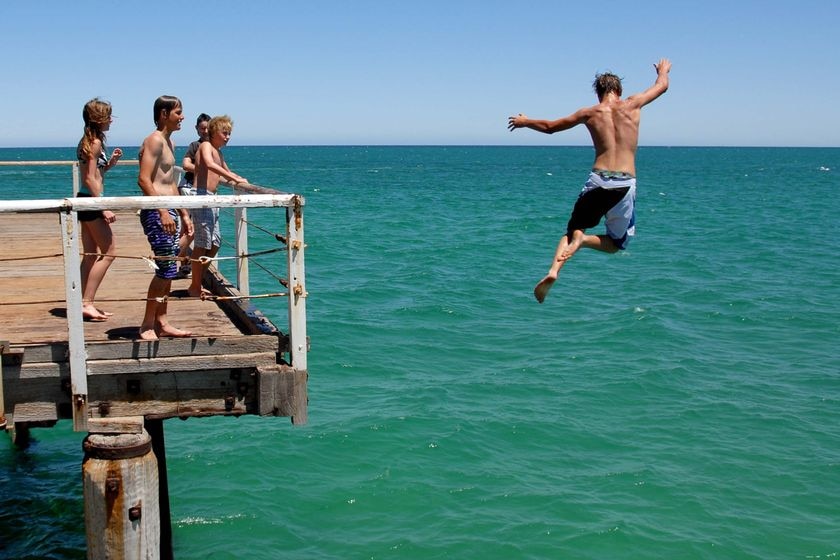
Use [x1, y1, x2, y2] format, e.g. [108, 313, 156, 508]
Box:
[128, 504, 142, 521]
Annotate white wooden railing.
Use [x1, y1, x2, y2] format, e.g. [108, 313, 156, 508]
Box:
[0, 161, 307, 432]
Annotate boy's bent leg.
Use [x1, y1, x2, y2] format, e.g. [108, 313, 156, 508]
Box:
[580, 234, 620, 253]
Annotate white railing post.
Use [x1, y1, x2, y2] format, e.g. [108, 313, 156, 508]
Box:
[235, 202, 250, 296]
[286, 196, 307, 371]
[59, 208, 89, 431]
[72, 162, 80, 196]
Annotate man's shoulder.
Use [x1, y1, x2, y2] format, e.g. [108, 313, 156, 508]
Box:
[142, 130, 165, 149]
[575, 103, 602, 119]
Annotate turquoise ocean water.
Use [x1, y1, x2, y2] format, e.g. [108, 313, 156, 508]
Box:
[0, 146, 838, 559]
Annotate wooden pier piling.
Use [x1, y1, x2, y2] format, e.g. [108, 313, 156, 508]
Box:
[83, 417, 160, 559]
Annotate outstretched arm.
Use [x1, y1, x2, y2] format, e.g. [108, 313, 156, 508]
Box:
[626, 58, 671, 109]
[508, 109, 590, 134]
[197, 142, 248, 184]
[220, 156, 248, 185]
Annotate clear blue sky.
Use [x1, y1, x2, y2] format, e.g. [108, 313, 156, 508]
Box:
[2, 0, 838, 147]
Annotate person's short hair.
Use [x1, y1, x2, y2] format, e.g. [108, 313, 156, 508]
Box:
[196, 113, 211, 125]
[153, 95, 182, 125]
[593, 72, 622, 100]
[208, 115, 233, 136]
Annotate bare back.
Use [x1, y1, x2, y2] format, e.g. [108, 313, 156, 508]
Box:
[508, 59, 670, 176]
[585, 98, 642, 176]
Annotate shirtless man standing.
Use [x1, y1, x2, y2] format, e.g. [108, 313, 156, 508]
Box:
[137, 95, 194, 339]
[509, 59, 671, 303]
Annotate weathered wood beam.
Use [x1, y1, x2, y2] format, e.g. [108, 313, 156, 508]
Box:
[4, 335, 284, 364]
[3, 363, 307, 425]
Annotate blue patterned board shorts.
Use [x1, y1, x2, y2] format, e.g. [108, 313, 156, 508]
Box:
[191, 188, 221, 250]
[140, 209, 180, 279]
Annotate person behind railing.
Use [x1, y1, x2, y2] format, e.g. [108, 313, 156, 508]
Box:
[76, 98, 123, 322]
[137, 95, 194, 340]
[188, 115, 248, 299]
[175, 112, 211, 279]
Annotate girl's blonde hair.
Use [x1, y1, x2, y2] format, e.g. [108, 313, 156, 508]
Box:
[77, 98, 112, 161]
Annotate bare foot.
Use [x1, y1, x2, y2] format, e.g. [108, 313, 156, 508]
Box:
[82, 304, 109, 322]
[96, 308, 114, 317]
[138, 326, 158, 340]
[156, 323, 193, 338]
[534, 275, 556, 304]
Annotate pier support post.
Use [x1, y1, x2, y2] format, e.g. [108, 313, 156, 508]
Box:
[82, 418, 160, 559]
[0, 340, 7, 430]
[146, 418, 174, 560]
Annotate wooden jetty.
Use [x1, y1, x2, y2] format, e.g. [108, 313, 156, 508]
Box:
[0, 161, 308, 558]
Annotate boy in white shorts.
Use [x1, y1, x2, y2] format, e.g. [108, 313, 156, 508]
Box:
[188, 115, 248, 298]
[175, 113, 211, 278]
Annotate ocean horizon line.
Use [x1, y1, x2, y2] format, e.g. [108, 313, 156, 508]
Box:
[1, 144, 838, 151]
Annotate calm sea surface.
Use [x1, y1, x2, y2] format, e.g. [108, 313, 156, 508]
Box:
[1, 146, 838, 559]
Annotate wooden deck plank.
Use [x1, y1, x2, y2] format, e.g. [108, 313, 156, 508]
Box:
[0, 211, 248, 343]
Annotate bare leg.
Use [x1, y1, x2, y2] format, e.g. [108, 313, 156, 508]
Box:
[80, 220, 115, 320]
[533, 230, 586, 303]
[580, 234, 620, 253]
[139, 276, 193, 340]
[533, 231, 621, 303]
[176, 229, 193, 276]
[153, 283, 192, 337]
[140, 276, 169, 340]
[188, 245, 218, 297]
